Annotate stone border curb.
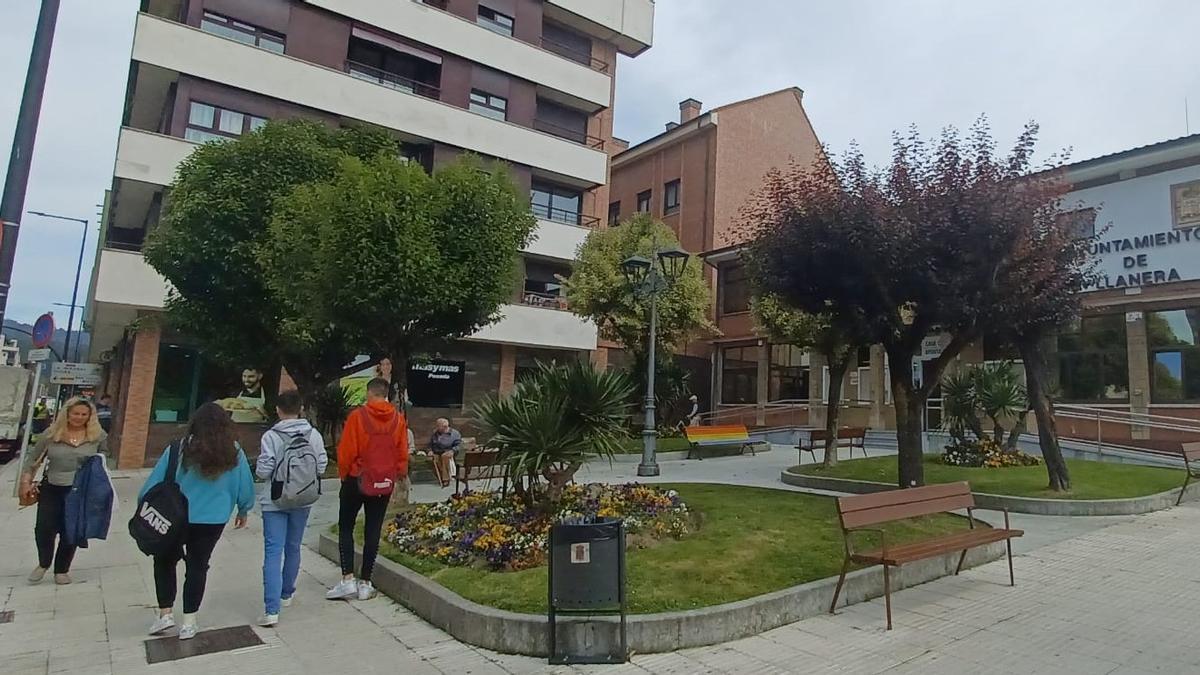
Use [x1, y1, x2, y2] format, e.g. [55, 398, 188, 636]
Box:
[318, 526, 1002, 657]
[780, 469, 1199, 516]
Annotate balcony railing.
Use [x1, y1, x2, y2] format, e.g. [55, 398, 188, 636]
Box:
[531, 204, 601, 228]
[533, 118, 605, 149]
[521, 289, 570, 311]
[540, 35, 609, 73]
[345, 60, 440, 100]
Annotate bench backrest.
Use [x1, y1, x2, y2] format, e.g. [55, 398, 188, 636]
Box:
[462, 450, 504, 469]
[685, 425, 750, 444]
[836, 482, 975, 529]
[810, 427, 867, 441]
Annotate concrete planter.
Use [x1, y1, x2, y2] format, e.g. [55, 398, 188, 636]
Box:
[780, 469, 1198, 516]
[317, 531, 1003, 657]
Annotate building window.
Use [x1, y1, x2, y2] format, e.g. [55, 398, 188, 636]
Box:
[663, 180, 680, 214]
[1056, 314, 1128, 402]
[199, 11, 285, 53]
[477, 6, 515, 36]
[184, 102, 267, 143]
[1148, 309, 1200, 402]
[722, 345, 759, 404]
[769, 344, 808, 401]
[1056, 207, 1097, 240]
[531, 182, 582, 225]
[608, 201, 621, 226]
[636, 190, 652, 213]
[469, 90, 508, 121]
[719, 263, 750, 315]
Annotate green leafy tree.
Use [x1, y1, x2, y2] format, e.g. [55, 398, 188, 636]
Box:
[752, 294, 861, 466]
[564, 214, 714, 410]
[475, 361, 634, 510]
[144, 121, 400, 397]
[263, 154, 537, 388]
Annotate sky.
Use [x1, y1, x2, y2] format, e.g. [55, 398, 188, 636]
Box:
[2, 0, 1200, 328]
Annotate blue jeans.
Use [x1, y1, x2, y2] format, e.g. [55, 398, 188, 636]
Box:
[262, 508, 311, 615]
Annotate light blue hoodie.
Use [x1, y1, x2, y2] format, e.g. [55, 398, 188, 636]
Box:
[139, 441, 255, 525]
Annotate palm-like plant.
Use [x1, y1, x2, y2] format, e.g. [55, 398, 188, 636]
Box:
[475, 361, 634, 510]
[941, 362, 1029, 448]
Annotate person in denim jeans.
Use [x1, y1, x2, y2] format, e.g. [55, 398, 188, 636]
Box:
[254, 390, 327, 627]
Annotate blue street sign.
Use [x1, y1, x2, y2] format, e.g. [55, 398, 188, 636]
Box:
[32, 312, 55, 349]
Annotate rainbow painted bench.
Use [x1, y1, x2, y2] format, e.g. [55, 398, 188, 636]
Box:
[683, 424, 766, 460]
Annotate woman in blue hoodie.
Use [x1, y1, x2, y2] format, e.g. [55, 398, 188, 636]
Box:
[140, 402, 254, 640]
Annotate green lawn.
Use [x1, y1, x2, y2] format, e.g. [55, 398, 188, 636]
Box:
[367, 483, 972, 614]
[616, 435, 692, 454]
[795, 455, 1183, 500]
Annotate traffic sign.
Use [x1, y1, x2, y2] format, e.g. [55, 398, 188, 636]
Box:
[31, 313, 55, 348]
[27, 348, 51, 362]
[50, 362, 103, 387]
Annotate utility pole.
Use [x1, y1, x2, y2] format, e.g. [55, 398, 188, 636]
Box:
[0, 0, 63, 327]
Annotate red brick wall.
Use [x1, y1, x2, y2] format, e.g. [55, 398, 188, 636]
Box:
[117, 321, 161, 469]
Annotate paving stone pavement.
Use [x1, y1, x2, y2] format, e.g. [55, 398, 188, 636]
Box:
[0, 450, 1194, 674]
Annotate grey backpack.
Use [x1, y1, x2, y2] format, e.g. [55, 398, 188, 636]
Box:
[270, 430, 322, 509]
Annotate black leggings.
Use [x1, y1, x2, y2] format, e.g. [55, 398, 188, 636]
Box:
[35, 483, 76, 574]
[153, 524, 225, 614]
[338, 478, 389, 581]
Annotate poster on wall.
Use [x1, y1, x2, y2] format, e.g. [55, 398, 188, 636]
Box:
[216, 367, 270, 423]
[407, 360, 466, 408]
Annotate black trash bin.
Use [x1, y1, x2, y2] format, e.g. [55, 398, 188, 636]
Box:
[547, 516, 627, 664]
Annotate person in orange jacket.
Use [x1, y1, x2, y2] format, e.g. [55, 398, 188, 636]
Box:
[326, 378, 408, 602]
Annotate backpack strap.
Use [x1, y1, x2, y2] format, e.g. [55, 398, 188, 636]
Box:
[164, 440, 182, 485]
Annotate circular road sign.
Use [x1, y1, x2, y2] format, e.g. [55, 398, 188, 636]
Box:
[32, 313, 55, 349]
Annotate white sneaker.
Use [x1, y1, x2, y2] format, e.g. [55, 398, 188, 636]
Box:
[280, 596, 293, 608]
[256, 614, 279, 627]
[357, 580, 376, 601]
[325, 579, 358, 600]
[178, 623, 197, 640]
[148, 614, 176, 636]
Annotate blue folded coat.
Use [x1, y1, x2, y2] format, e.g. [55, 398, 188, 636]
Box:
[65, 454, 114, 547]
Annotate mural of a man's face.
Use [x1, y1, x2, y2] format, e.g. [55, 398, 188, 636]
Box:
[242, 369, 263, 392]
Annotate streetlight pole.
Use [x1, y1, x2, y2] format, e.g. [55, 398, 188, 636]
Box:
[28, 212, 87, 365]
[640, 289, 659, 476]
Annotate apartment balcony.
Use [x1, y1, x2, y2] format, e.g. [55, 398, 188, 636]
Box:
[543, 0, 654, 56]
[130, 13, 608, 185]
[526, 216, 591, 261]
[468, 303, 597, 351]
[92, 248, 170, 310]
[344, 62, 441, 100]
[302, 0, 612, 109]
[533, 118, 605, 150]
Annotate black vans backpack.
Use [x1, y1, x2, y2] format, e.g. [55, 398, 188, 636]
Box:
[128, 440, 189, 556]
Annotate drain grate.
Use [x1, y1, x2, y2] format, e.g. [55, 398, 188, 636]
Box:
[144, 625, 263, 664]
[0, 610, 14, 624]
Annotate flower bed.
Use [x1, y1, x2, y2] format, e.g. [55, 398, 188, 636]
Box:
[942, 438, 1040, 468]
[384, 483, 692, 571]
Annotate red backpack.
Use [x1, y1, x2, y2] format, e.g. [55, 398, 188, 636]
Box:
[358, 410, 400, 497]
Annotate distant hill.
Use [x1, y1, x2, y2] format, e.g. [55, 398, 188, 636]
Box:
[3, 319, 91, 363]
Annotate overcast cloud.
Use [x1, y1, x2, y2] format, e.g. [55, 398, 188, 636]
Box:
[3, 0, 1199, 326]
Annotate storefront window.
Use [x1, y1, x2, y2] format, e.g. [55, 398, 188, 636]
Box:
[1056, 315, 1128, 402]
[151, 345, 266, 423]
[1148, 309, 1200, 402]
[721, 345, 758, 404]
[769, 344, 808, 401]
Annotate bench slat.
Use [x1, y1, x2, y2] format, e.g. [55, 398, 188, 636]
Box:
[852, 527, 1023, 565]
[839, 482, 972, 512]
[841, 494, 975, 528]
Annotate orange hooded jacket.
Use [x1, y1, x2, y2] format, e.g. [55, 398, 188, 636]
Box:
[337, 400, 409, 481]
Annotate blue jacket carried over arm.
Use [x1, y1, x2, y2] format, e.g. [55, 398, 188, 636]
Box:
[65, 455, 114, 547]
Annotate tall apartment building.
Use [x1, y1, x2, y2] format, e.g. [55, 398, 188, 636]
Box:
[84, 0, 654, 469]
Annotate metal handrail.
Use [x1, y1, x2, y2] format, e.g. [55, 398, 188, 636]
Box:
[696, 398, 875, 427]
[520, 289, 568, 310]
[539, 35, 609, 72]
[531, 204, 601, 228]
[533, 118, 605, 149]
[345, 60, 440, 99]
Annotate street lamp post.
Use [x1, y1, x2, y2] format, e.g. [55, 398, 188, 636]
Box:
[621, 247, 689, 478]
[28, 211, 87, 364]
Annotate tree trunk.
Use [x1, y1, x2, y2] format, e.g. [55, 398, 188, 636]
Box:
[1005, 411, 1029, 451]
[891, 378, 926, 488]
[1018, 338, 1070, 491]
[822, 351, 852, 467]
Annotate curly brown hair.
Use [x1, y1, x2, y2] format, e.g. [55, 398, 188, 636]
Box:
[184, 402, 239, 479]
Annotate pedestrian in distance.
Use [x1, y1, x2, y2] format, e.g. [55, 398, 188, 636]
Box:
[429, 417, 462, 489]
[18, 397, 108, 585]
[255, 389, 327, 627]
[326, 378, 409, 602]
[142, 402, 254, 640]
[95, 394, 114, 434]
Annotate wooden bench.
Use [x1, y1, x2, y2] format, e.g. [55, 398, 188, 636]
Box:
[454, 449, 509, 496]
[1178, 443, 1200, 505]
[684, 425, 764, 460]
[830, 481, 1023, 630]
[798, 426, 868, 464]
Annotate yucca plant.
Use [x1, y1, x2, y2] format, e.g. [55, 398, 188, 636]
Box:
[475, 361, 634, 510]
[941, 361, 1029, 449]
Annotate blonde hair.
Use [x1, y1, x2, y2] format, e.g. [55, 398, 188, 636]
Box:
[46, 397, 104, 444]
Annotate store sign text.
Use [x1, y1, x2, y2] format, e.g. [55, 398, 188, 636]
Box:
[1085, 226, 1198, 290]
